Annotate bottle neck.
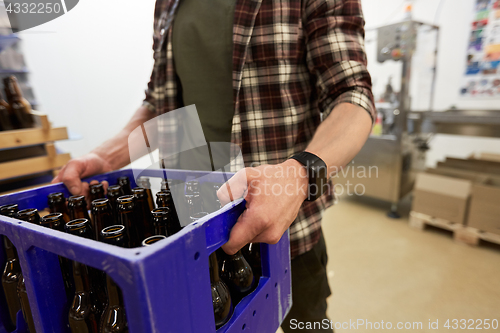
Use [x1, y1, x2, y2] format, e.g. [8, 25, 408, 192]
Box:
[106, 275, 123, 306]
[209, 252, 220, 283]
[4, 237, 17, 260]
[72, 261, 91, 293]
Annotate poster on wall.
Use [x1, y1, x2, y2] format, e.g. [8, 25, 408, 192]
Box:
[460, 0, 500, 98]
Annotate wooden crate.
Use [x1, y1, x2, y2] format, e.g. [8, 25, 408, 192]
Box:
[0, 111, 70, 183]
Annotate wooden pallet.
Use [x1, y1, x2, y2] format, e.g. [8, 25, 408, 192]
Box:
[409, 211, 500, 247]
[0, 111, 70, 182]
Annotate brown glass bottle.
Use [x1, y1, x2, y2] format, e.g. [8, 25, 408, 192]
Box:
[241, 243, 262, 279]
[16, 208, 39, 333]
[1, 203, 21, 329]
[40, 213, 74, 301]
[209, 251, 233, 329]
[65, 218, 94, 239]
[151, 207, 182, 237]
[117, 177, 132, 195]
[68, 261, 99, 333]
[3, 76, 33, 129]
[156, 191, 180, 229]
[68, 195, 91, 222]
[185, 193, 202, 220]
[116, 195, 139, 247]
[1, 235, 22, 329]
[141, 235, 166, 246]
[16, 208, 40, 224]
[106, 185, 123, 217]
[185, 180, 200, 195]
[191, 213, 233, 329]
[131, 188, 153, 239]
[100, 226, 129, 332]
[65, 218, 107, 320]
[89, 183, 105, 203]
[0, 91, 13, 131]
[136, 177, 155, 211]
[47, 192, 70, 223]
[220, 250, 255, 304]
[160, 179, 171, 191]
[91, 198, 114, 241]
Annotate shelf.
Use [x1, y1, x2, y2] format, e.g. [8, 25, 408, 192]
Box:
[0, 68, 29, 74]
[0, 111, 68, 149]
[0, 149, 70, 180]
[0, 34, 19, 53]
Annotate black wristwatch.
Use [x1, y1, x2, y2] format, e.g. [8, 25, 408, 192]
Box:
[289, 151, 329, 201]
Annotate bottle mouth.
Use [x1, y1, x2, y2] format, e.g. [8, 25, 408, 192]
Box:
[151, 207, 170, 216]
[142, 235, 167, 246]
[101, 225, 125, 238]
[92, 198, 109, 206]
[65, 218, 88, 230]
[0, 203, 19, 216]
[117, 195, 135, 203]
[41, 212, 63, 222]
[17, 208, 38, 216]
[68, 195, 86, 205]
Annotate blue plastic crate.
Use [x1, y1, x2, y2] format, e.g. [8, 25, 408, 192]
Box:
[0, 169, 292, 333]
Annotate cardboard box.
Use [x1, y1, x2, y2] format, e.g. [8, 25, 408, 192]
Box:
[467, 178, 500, 235]
[412, 172, 472, 224]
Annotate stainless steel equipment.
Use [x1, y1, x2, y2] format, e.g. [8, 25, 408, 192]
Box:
[336, 20, 439, 216]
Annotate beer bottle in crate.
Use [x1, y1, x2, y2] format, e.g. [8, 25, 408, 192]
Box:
[220, 250, 255, 304]
[106, 185, 123, 217]
[3, 76, 33, 129]
[0, 204, 21, 329]
[91, 198, 115, 241]
[191, 212, 233, 329]
[89, 183, 105, 203]
[136, 177, 155, 211]
[117, 177, 132, 195]
[151, 207, 182, 237]
[100, 226, 129, 332]
[116, 195, 140, 247]
[241, 243, 262, 278]
[131, 188, 153, 238]
[156, 190, 180, 228]
[16, 208, 40, 333]
[65, 218, 104, 331]
[68, 261, 100, 333]
[40, 213, 74, 299]
[68, 195, 91, 222]
[185, 180, 200, 195]
[48, 192, 70, 223]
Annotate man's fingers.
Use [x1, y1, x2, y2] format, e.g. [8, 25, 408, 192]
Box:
[217, 168, 249, 205]
[221, 208, 260, 255]
[61, 161, 86, 195]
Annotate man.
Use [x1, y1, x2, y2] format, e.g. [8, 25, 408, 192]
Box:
[53, 0, 375, 331]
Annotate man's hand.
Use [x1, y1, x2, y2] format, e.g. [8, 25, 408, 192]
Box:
[218, 159, 308, 255]
[51, 152, 112, 197]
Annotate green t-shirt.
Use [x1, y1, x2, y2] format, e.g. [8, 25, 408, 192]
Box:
[172, 0, 236, 168]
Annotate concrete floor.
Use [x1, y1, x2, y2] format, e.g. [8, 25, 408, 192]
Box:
[277, 195, 500, 332]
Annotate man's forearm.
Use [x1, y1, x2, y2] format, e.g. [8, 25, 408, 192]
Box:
[92, 105, 157, 170]
[305, 103, 372, 178]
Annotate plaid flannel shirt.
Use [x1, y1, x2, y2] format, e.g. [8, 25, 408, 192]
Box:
[144, 0, 376, 258]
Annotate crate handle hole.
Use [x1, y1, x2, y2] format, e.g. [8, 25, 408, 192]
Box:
[242, 324, 246, 330]
[194, 252, 200, 260]
[18, 222, 22, 224]
[266, 294, 269, 299]
[275, 282, 278, 288]
[252, 310, 256, 317]
[285, 269, 288, 274]
[135, 252, 141, 256]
